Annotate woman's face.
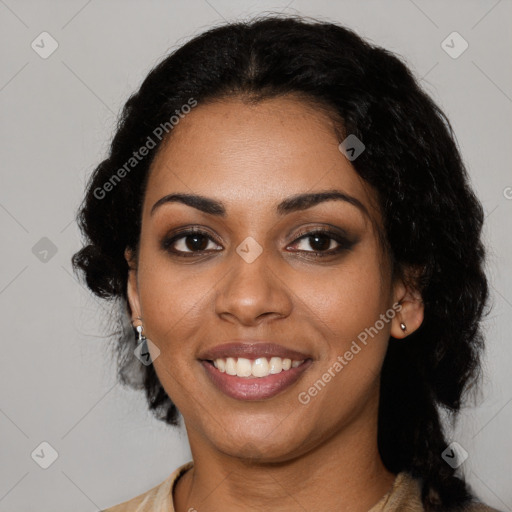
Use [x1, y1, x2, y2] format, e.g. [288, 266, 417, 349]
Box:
[126, 96, 416, 461]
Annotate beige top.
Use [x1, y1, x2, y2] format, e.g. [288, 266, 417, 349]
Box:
[102, 461, 501, 512]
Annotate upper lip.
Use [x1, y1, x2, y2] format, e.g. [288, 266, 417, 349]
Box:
[198, 341, 312, 361]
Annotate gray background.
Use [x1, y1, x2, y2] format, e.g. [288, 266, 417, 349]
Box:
[1, 0, 511, 510]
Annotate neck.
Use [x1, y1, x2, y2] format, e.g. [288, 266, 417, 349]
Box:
[174, 412, 396, 512]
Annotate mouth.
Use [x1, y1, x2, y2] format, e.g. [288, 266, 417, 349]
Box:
[200, 355, 313, 401]
[198, 341, 314, 401]
[206, 355, 307, 377]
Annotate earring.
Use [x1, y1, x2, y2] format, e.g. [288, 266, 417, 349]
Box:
[136, 324, 146, 343]
[134, 316, 145, 341]
[133, 322, 154, 366]
[400, 322, 407, 332]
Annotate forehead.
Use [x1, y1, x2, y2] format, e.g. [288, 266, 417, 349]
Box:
[143, 95, 380, 227]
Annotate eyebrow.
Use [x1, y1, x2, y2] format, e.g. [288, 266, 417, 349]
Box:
[150, 190, 370, 219]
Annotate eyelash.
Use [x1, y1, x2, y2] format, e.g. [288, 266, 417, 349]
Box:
[161, 227, 355, 258]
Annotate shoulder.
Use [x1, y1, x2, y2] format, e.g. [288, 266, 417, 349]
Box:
[369, 472, 504, 512]
[101, 461, 194, 512]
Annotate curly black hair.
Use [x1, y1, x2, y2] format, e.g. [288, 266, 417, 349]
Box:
[71, 14, 490, 511]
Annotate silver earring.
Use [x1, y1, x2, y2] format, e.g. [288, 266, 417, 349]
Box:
[134, 317, 145, 341]
[134, 323, 154, 366]
[136, 324, 146, 342]
[400, 322, 407, 332]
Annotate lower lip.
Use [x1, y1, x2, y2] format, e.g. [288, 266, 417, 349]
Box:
[200, 359, 313, 401]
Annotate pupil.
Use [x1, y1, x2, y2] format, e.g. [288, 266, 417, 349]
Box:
[309, 234, 330, 251]
[186, 234, 208, 251]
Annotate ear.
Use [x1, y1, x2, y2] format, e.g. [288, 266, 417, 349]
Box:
[125, 247, 142, 322]
[390, 267, 424, 339]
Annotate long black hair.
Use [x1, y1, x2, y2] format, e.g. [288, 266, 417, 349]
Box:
[71, 15, 490, 510]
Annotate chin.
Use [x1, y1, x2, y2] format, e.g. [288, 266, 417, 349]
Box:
[209, 426, 307, 464]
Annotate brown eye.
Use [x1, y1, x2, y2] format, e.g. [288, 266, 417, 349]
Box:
[297, 233, 336, 252]
[161, 229, 222, 256]
[288, 229, 356, 256]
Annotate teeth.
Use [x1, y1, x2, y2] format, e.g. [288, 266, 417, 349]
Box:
[252, 357, 269, 377]
[225, 357, 237, 375]
[236, 358, 252, 377]
[211, 356, 305, 378]
[269, 357, 282, 374]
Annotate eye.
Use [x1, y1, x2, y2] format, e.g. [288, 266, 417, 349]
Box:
[161, 228, 222, 257]
[287, 229, 355, 257]
[161, 227, 356, 258]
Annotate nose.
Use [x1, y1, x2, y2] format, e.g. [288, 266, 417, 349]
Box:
[214, 242, 293, 327]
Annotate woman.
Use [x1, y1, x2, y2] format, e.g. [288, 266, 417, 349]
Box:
[72, 15, 500, 512]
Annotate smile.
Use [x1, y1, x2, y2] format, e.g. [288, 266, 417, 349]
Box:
[201, 357, 313, 400]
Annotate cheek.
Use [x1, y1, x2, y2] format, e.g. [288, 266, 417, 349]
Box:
[298, 249, 390, 345]
[133, 244, 207, 352]
[135, 257, 212, 411]
[295, 245, 391, 397]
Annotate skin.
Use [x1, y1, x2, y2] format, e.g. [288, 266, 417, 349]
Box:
[125, 95, 424, 512]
